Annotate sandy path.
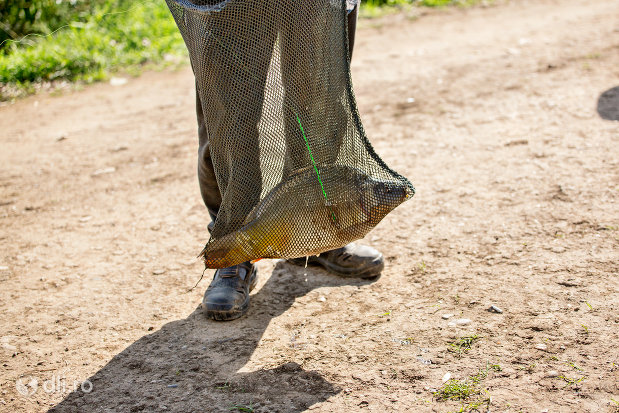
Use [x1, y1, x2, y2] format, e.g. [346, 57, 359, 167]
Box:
[1, 0, 618, 411]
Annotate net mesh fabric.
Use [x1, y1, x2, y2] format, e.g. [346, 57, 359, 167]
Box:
[166, 0, 414, 269]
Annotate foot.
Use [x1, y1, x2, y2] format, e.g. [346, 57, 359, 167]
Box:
[288, 243, 384, 279]
[202, 262, 258, 321]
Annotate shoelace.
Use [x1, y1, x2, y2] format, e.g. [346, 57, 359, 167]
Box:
[218, 267, 240, 278]
[210, 265, 252, 295]
[217, 264, 250, 280]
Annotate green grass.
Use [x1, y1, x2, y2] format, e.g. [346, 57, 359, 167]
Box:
[435, 367, 493, 413]
[488, 363, 502, 372]
[228, 403, 255, 412]
[558, 375, 586, 388]
[0, 0, 186, 99]
[436, 377, 479, 400]
[448, 335, 481, 357]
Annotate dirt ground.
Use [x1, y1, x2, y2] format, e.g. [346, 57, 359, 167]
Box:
[1, 0, 618, 412]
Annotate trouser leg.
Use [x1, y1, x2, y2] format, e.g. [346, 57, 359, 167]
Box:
[196, 2, 277, 232]
[196, 84, 222, 225]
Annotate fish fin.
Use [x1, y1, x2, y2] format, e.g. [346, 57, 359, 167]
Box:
[197, 244, 208, 259]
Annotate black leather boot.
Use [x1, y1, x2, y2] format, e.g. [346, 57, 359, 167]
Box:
[202, 262, 258, 321]
[288, 243, 384, 279]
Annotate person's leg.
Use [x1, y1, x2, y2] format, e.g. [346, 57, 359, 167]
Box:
[196, 1, 277, 320]
[196, 83, 222, 228]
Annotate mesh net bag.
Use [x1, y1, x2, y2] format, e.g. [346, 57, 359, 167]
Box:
[166, 0, 415, 269]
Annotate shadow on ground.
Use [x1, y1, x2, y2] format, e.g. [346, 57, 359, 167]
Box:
[49, 261, 376, 412]
[597, 86, 619, 121]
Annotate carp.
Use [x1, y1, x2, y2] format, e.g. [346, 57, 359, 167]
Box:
[201, 164, 411, 268]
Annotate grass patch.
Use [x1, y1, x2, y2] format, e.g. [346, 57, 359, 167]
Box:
[0, 0, 186, 100]
[436, 377, 481, 400]
[435, 367, 492, 412]
[580, 324, 590, 335]
[215, 382, 232, 391]
[452, 397, 492, 413]
[488, 363, 502, 372]
[228, 403, 255, 412]
[448, 335, 481, 357]
[566, 361, 583, 371]
[558, 375, 586, 388]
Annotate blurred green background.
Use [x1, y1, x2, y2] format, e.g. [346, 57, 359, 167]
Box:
[0, 0, 185, 94]
[0, 0, 480, 98]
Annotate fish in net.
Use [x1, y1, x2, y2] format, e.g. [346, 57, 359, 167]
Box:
[166, 0, 415, 269]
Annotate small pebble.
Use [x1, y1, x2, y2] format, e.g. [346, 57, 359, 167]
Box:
[535, 343, 548, 351]
[417, 356, 432, 365]
[0, 266, 8, 271]
[442, 314, 454, 320]
[487, 305, 503, 314]
[441, 372, 451, 383]
[318, 296, 326, 302]
[455, 318, 471, 326]
[167, 384, 178, 388]
[546, 370, 559, 378]
[153, 269, 166, 275]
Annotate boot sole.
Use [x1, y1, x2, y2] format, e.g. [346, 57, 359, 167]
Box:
[289, 256, 384, 279]
[204, 267, 258, 321]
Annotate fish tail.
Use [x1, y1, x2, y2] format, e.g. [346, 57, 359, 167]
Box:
[200, 230, 253, 268]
